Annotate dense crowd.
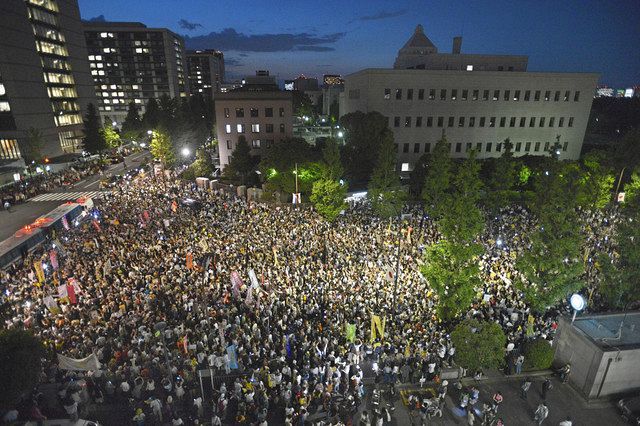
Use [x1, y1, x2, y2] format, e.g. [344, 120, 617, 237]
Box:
[0, 175, 620, 425]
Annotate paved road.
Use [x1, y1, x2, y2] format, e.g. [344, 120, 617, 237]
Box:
[0, 150, 149, 241]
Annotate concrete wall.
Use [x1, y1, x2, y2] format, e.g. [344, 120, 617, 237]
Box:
[341, 68, 598, 169]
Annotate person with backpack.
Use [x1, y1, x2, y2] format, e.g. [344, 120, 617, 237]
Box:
[520, 377, 532, 400]
[542, 377, 553, 400]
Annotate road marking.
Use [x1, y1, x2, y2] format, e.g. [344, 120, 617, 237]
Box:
[29, 191, 106, 202]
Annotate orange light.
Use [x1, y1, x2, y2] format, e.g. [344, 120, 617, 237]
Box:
[44, 158, 50, 163]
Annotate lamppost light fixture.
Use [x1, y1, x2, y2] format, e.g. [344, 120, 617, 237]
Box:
[181, 147, 190, 157]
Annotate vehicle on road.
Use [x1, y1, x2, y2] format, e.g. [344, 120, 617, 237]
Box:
[618, 395, 640, 424]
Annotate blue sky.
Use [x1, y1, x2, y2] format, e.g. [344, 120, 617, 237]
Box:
[78, 0, 640, 86]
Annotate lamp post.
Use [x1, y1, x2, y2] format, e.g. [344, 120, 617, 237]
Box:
[570, 293, 586, 324]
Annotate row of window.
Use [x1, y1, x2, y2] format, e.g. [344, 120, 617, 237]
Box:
[224, 123, 286, 134]
[384, 88, 581, 102]
[393, 115, 574, 129]
[226, 139, 278, 150]
[223, 107, 286, 118]
[0, 139, 21, 160]
[398, 140, 569, 156]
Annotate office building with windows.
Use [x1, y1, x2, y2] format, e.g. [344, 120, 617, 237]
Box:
[83, 21, 188, 125]
[341, 25, 599, 172]
[215, 88, 293, 169]
[0, 0, 96, 160]
[186, 49, 224, 99]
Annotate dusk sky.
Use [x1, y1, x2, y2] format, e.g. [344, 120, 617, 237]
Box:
[78, 0, 640, 87]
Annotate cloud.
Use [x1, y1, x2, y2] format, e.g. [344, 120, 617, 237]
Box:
[178, 19, 203, 31]
[224, 57, 244, 67]
[238, 53, 248, 57]
[184, 28, 345, 52]
[296, 46, 335, 52]
[86, 15, 106, 22]
[356, 9, 407, 22]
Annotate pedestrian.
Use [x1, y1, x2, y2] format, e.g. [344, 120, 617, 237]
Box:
[515, 354, 525, 374]
[542, 377, 553, 400]
[560, 363, 571, 384]
[520, 377, 532, 400]
[534, 402, 549, 425]
[492, 391, 503, 413]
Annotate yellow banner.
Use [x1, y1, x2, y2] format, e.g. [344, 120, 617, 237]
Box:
[34, 261, 45, 284]
[370, 315, 386, 342]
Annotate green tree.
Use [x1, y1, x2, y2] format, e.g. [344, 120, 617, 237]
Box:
[614, 128, 640, 171]
[409, 153, 429, 198]
[485, 138, 518, 213]
[421, 133, 452, 218]
[623, 168, 640, 205]
[320, 137, 343, 180]
[225, 136, 258, 185]
[0, 329, 44, 410]
[142, 98, 160, 129]
[522, 338, 555, 370]
[157, 94, 177, 130]
[451, 319, 507, 371]
[292, 91, 314, 118]
[340, 111, 391, 184]
[576, 151, 614, 210]
[19, 127, 45, 164]
[82, 103, 107, 154]
[149, 127, 175, 167]
[368, 130, 406, 218]
[190, 147, 215, 177]
[102, 126, 122, 149]
[122, 101, 142, 135]
[516, 160, 585, 311]
[311, 178, 347, 222]
[259, 138, 320, 195]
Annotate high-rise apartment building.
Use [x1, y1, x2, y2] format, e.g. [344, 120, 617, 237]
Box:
[341, 25, 598, 172]
[186, 49, 224, 99]
[0, 0, 96, 159]
[83, 21, 188, 124]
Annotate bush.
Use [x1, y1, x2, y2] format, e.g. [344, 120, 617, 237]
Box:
[0, 329, 44, 409]
[180, 166, 196, 181]
[523, 338, 554, 370]
[451, 319, 507, 371]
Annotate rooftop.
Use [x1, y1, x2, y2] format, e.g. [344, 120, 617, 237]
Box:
[573, 312, 640, 350]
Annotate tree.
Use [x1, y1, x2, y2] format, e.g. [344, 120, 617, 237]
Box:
[82, 103, 107, 154]
[485, 138, 518, 213]
[409, 153, 429, 198]
[142, 98, 160, 129]
[516, 160, 585, 311]
[149, 127, 175, 167]
[340, 111, 391, 184]
[311, 178, 347, 222]
[450, 319, 507, 371]
[576, 151, 615, 210]
[0, 329, 44, 410]
[225, 136, 258, 185]
[259, 138, 320, 195]
[624, 168, 640, 205]
[292, 91, 314, 118]
[421, 133, 452, 218]
[122, 101, 142, 135]
[614, 129, 640, 172]
[320, 137, 343, 180]
[329, 100, 339, 123]
[19, 127, 45, 164]
[190, 147, 215, 177]
[102, 126, 122, 149]
[157, 94, 177, 130]
[367, 130, 406, 218]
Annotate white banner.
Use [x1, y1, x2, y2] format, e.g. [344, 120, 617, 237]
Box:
[57, 353, 101, 371]
[248, 269, 260, 289]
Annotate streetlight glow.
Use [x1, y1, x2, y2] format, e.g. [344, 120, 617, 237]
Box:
[181, 147, 191, 157]
[147, 129, 153, 135]
[337, 131, 344, 138]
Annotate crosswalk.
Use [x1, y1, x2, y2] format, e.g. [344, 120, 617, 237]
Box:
[29, 191, 106, 202]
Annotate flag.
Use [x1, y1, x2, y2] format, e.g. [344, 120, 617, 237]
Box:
[370, 315, 385, 342]
[103, 258, 112, 277]
[383, 265, 395, 283]
[245, 285, 254, 307]
[186, 252, 194, 270]
[49, 250, 59, 270]
[57, 284, 68, 300]
[199, 238, 209, 252]
[345, 323, 356, 343]
[143, 210, 150, 223]
[66, 283, 77, 304]
[226, 344, 238, 370]
[57, 353, 101, 371]
[248, 269, 260, 289]
[61, 215, 70, 230]
[44, 295, 60, 314]
[230, 271, 243, 298]
[272, 247, 278, 266]
[92, 219, 101, 232]
[34, 261, 45, 284]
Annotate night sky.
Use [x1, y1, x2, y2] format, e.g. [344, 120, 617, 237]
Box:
[78, 0, 640, 87]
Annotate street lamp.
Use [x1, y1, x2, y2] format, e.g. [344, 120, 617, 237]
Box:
[147, 129, 153, 135]
[181, 147, 191, 157]
[570, 293, 586, 324]
[112, 121, 117, 127]
[337, 131, 344, 138]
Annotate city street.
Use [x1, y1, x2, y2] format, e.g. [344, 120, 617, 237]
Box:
[0, 150, 149, 241]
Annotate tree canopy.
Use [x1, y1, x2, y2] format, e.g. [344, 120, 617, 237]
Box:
[451, 319, 507, 371]
[82, 103, 107, 154]
[149, 126, 175, 167]
[367, 129, 406, 218]
[0, 329, 44, 410]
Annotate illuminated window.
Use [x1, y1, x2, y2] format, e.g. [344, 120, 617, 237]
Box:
[54, 113, 82, 126]
[252, 139, 261, 148]
[0, 101, 11, 112]
[251, 124, 260, 133]
[401, 163, 410, 172]
[0, 139, 21, 160]
[0, 83, 5, 96]
[466, 65, 473, 71]
[134, 99, 142, 104]
[37, 41, 68, 56]
[236, 124, 245, 133]
[225, 124, 231, 134]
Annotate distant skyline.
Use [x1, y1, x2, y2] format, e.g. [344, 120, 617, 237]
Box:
[78, 0, 640, 86]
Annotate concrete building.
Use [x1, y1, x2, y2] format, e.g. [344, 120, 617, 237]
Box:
[554, 312, 640, 398]
[294, 75, 319, 92]
[340, 25, 599, 171]
[215, 88, 293, 169]
[83, 21, 188, 125]
[186, 49, 224, 99]
[0, 0, 97, 160]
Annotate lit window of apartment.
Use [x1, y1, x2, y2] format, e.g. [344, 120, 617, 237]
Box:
[252, 139, 261, 148]
[401, 162, 410, 171]
[225, 124, 231, 134]
[236, 124, 245, 133]
[384, 88, 391, 99]
[251, 124, 260, 133]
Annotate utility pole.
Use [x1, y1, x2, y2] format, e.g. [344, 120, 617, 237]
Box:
[294, 162, 299, 208]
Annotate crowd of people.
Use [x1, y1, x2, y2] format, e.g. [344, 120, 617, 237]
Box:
[0, 173, 621, 425]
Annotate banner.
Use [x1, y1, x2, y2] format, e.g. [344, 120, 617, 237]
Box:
[230, 271, 243, 298]
[272, 247, 278, 267]
[143, 210, 150, 223]
[49, 250, 59, 270]
[61, 215, 70, 230]
[43, 295, 60, 314]
[92, 219, 101, 233]
[226, 344, 238, 370]
[52, 239, 66, 257]
[345, 323, 356, 343]
[370, 315, 385, 342]
[57, 353, 101, 371]
[34, 261, 45, 284]
[245, 285, 254, 307]
[248, 269, 260, 289]
[186, 252, 194, 270]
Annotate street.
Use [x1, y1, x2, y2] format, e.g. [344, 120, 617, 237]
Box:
[0, 150, 149, 241]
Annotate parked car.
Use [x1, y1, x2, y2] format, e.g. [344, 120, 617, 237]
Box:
[618, 395, 640, 424]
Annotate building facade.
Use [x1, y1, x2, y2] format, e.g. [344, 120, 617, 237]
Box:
[215, 91, 293, 169]
[186, 49, 224, 99]
[341, 25, 599, 171]
[0, 0, 97, 159]
[83, 21, 188, 125]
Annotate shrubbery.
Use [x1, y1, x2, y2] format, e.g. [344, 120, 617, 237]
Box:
[523, 338, 555, 370]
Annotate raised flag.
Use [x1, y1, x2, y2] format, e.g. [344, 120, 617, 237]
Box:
[186, 252, 194, 270]
[143, 210, 150, 223]
[226, 344, 238, 370]
[61, 215, 70, 230]
[49, 250, 59, 270]
[92, 219, 101, 233]
[345, 323, 356, 343]
[230, 271, 243, 298]
[66, 283, 77, 304]
[43, 295, 60, 314]
[34, 261, 45, 284]
[248, 269, 260, 289]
